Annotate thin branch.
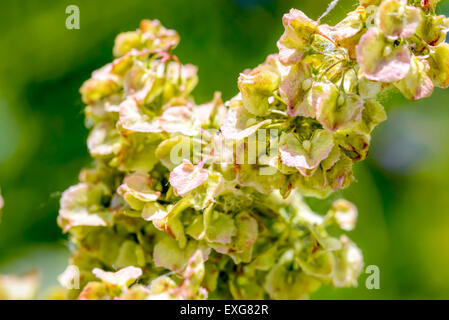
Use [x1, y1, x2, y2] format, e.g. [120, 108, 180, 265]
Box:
[318, 0, 340, 22]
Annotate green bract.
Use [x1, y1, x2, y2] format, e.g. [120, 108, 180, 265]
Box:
[54, 0, 449, 300]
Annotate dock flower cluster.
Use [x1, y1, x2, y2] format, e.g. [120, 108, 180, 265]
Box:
[55, 0, 449, 300]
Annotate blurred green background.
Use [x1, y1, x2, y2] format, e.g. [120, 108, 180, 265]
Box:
[1, 0, 449, 299]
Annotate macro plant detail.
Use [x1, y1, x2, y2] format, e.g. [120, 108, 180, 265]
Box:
[31, 0, 449, 300]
